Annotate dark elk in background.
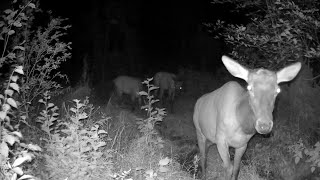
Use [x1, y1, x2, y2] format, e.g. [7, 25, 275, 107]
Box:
[153, 71, 183, 113]
[112, 75, 143, 110]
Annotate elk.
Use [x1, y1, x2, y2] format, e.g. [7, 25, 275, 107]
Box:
[193, 56, 301, 180]
[113, 75, 143, 108]
[153, 72, 183, 112]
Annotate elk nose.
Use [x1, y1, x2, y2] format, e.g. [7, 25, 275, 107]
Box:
[256, 120, 273, 134]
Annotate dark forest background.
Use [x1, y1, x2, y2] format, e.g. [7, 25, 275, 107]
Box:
[1, 0, 248, 85]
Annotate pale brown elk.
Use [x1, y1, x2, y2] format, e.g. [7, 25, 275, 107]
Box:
[193, 56, 301, 180]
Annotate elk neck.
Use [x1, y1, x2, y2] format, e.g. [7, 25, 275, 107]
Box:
[235, 90, 257, 135]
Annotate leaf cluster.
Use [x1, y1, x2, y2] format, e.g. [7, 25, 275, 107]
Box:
[37, 96, 113, 180]
[212, 0, 320, 69]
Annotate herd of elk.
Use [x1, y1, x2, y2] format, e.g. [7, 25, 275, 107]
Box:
[193, 55, 301, 180]
[113, 72, 183, 111]
[112, 55, 301, 180]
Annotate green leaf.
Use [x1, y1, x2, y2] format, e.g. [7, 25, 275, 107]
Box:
[13, 21, 22, 27]
[98, 130, 107, 134]
[28, 3, 36, 9]
[1, 27, 8, 34]
[19, 174, 35, 179]
[4, 9, 12, 14]
[4, 134, 17, 145]
[13, 46, 25, 51]
[8, 30, 15, 35]
[0, 142, 9, 157]
[7, 98, 17, 108]
[10, 75, 18, 82]
[293, 38, 297, 44]
[12, 167, 23, 175]
[4, 89, 13, 97]
[150, 86, 159, 91]
[48, 103, 55, 108]
[12, 153, 33, 167]
[139, 91, 148, 96]
[10, 83, 19, 92]
[7, 52, 15, 59]
[0, 111, 6, 120]
[11, 131, 22, 138]
[159, 157, 171, 166]
[26, 144, 42, 151]
[14, 66, 24, 75]
[311, 167, 315, 173]
[2, 104, 10, 111]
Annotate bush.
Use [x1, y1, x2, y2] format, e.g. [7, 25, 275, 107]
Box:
[37, 93, 113, 180]
[1, 1, 42, 180]
[0, 0, 71, 125]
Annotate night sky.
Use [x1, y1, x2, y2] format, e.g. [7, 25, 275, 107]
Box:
[1, 0, 247, 86]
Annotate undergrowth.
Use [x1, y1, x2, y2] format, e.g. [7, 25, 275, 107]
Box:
[37, 93, 113, 180]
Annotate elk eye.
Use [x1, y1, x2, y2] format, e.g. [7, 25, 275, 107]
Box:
[276, 87, 281, 93]
[247, 85, 252, 91]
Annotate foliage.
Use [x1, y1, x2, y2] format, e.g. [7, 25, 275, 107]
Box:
[35, 91, 60, 138]
[0, 1, 36, 67]
[137, 77, 166, 148]
[0, 65, 41, 180]
[211, 0, 320, 69]
[20, 15, 71, 114]
[111, 78, 185, 180]
[0, 0, 71, 122]
[37, 95, 113, 180]
[289, 138, 320, 173]
[0, 1, 41, 179]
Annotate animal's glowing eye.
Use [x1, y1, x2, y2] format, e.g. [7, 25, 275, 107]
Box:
[276, 87, 281, 93]
[247, 85, 252, 91]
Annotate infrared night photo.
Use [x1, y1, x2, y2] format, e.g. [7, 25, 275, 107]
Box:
[0, 0, 319, 180]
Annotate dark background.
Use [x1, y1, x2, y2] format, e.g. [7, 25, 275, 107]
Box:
[0, 0, 248, 86]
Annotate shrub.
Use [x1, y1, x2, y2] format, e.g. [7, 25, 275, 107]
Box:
[0, 66, 41, 180]
[1, 1, 41, 179]
[37, 94, 113, 180]
[289, 138, 320, 173]
[211, 0, 320, 68]
[137, 77, 165, 148]
[0, 0, 71, 124]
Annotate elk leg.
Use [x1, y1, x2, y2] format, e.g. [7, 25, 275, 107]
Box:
[154, 88, 159, 98]
[196, 132, 207, 179]
[170, 89, 175, 113]
[217, 141, 233, 180]
[232, 145, 247, 180]
[137, 95, 142, 107]
[130, 94, 135, 104]
[170, 99, 174, 113]
[117, 91, 123, 104]
[159, 89, 164, 106]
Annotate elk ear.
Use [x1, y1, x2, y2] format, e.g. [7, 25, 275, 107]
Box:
[277, 62, 301, 84]
[222, 55, 249, 82]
